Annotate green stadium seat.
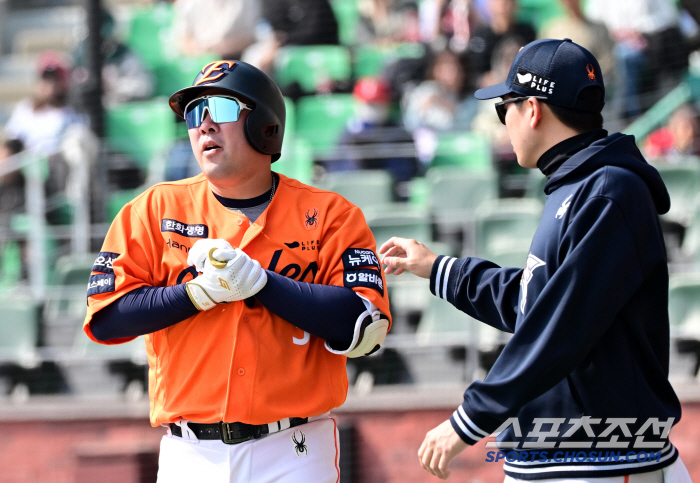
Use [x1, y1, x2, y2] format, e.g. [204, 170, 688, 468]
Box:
[321, 169, 393, 211]
[0, 241, 23, 291]
[426, 167, 498, 249]
[330, 0, 360, 46]
[0, 294, 40, 365]
[525, 168, 548, 202]
[42, 254, 97, 347]
[354, 43, 426, 78]
[107, 188, 143, 222]
[415, 296, 506, 349]
[364, 204, 431, 251]
[125, 3, 176, 69]
[72, 330, 147, 363]
[427, 166, 498, 215]
[274, 45, 352, 93]
[517, 0, 565, 30]
[296, 94, 356, 154]
[274, 136, 315, 185]
[473, 198, 543, 267]
[153, 55, 217, 98]
[681, 204, 700, 262]
[431, 132, 492, 170]
[416, 296, 471, 335]
[668, 274, 700, 339]
[284, 96, 296, 134]
[106, 100, 178, 170]
[654, 162, 700, 225]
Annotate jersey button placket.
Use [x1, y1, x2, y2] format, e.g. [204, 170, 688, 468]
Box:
[236, 219, 244, 226]
[237, 368, 245, 376]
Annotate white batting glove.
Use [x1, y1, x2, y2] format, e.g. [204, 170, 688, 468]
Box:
[185, 248, 267, 311]
[187, 238, 234, 273]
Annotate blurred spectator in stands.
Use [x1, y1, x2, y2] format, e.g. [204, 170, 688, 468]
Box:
[402, 48, 478, 132]
[71, 8, 154, 108]
[0, 139, 25, 228]
[644, 103, 700, 160]
[243, 0, 338, 75]
[173, 0, 259, 58]
[467, 0, 536, 88]
[470, 37, 523, 196]
[471, 38, 520, 145]
[3, 53, 82, 156]
[418, 0, 471, 52]
[356, 0, 421, 44]
[586, 0, 689, 121]
[328, 77, 419, 200]
[539, 0, 615, 81]
[165, 119, 199, 181]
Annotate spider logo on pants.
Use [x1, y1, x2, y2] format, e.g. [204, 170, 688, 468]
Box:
[291, 430, 308, 457]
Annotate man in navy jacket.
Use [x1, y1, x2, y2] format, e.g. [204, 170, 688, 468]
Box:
[380, 39, 691, 481]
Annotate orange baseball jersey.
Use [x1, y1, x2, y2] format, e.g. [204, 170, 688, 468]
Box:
[84, 173, 391, 427]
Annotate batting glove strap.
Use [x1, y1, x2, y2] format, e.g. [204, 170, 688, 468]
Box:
[185, 282, 218, 311]
[190, 248, 268, 305]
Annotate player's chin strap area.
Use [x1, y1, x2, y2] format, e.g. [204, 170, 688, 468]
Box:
[325, 309, 389, 358]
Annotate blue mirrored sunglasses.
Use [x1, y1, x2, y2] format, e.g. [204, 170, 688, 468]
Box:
[183, 96, 253, 129]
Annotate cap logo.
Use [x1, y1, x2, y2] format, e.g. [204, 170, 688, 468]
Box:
[194, 61, 237, 86]
[514, 68, 555, 95]
[586, 64, 596, 81]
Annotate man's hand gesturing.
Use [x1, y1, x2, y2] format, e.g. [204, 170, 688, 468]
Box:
[379, 237, 438, 279]
[418, 419, 468, 479]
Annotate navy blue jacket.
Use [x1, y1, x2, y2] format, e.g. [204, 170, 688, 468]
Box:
[430, 132, 682, 479]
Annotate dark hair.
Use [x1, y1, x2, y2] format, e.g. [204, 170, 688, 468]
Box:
[545, 86, 605, 133]
[4, 139, 24, 156]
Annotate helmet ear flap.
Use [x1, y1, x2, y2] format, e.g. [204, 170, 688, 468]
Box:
[244, 107, 284, 160]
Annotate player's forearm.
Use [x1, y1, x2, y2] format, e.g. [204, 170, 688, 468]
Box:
[255, 270, 367, 349]
[431, 255, 521, 333]
[90, 284, 198, 341]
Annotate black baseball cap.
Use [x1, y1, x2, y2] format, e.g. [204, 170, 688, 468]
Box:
[475, 38, 605, 112]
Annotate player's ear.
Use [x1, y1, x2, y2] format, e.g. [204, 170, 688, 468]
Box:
[528, 97, 543, 129]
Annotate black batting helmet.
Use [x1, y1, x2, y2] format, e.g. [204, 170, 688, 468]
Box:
[169, 60, 286, 162]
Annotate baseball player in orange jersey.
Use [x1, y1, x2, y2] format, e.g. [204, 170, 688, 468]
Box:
[83, 60, 391, 483]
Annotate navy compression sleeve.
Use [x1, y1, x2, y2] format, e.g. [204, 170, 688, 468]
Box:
[90, 271, 367, 348]
[255, 270, 368, 348]
[90, 284, 198, 341]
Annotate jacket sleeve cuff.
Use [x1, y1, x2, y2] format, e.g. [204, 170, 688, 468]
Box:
[429, 255, 464, 304]
[449, 404, 491, 446]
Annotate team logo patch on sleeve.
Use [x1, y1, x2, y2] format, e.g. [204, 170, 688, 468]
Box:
[344, 268, 384, 295]
[92, 252, 119, 274]
[161, 219, 209, 238]
[87, 273, 115, 297]
[342, 248, 381, 270]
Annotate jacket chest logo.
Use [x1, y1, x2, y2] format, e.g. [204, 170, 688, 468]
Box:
[556, 195, 573, 219]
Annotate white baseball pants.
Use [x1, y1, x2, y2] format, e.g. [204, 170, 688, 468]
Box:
[503, 456, 691, 482]
[157, 415, 340, 483]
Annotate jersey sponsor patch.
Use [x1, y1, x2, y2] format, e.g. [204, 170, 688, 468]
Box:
[160, 219, 209, 238]
[344, 268, 384, 295]
[342, 248, 381, 271]
[87, 273, 115, 297]
[92, 252, 119, 273]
